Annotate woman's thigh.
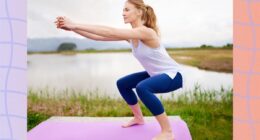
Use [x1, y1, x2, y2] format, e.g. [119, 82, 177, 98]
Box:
[136, 72, 183, 93]
[117, 71, 150, 89]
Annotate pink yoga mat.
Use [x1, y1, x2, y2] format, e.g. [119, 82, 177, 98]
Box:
[28, 119, 192, 140]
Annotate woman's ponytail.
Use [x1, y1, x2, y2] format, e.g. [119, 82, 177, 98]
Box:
[143, 5, 159, 35]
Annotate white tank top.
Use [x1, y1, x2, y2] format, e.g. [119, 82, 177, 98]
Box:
[130, 40, 184, 80]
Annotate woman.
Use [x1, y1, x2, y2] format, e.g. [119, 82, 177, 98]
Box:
[55, 0, 183, 140]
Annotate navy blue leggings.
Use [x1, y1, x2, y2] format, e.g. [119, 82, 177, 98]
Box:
[116, 71, 183, 116]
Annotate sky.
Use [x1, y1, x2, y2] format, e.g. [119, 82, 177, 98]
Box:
[28, 0, 232, 47]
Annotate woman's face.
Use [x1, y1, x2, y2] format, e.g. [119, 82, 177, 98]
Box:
[122, 2, 142, 24]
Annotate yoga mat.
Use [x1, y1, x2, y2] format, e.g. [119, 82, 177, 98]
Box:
[28, 118, 192, 140]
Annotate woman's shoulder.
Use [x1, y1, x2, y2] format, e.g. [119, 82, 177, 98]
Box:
[140, 26, 156, 34]
[135, 26, 156, 35]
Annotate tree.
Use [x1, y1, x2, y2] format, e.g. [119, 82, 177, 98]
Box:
[200, 44, 213, 48]
[57, 43, 77, 52]
[222, 43, 233, 49]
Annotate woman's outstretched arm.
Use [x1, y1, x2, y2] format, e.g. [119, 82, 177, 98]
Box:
[58, 16, 157, 41]
[72, 24, 155, 40]
[55, 17, 129, 42]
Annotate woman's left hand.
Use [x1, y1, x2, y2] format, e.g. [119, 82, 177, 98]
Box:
[56, 16, 76, 30]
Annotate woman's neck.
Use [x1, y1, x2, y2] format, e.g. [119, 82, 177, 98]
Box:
[131, 19, 144, 28]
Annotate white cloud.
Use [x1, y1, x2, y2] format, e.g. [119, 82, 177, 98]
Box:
[28, 0, 232, 46]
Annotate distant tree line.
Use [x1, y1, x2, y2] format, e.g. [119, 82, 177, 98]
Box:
[200, 43, 233, 49]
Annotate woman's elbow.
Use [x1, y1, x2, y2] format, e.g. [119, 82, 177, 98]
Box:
[84, 36, 101, 41]
[105, 30, 120, 39]
[93, 37, 112, 41]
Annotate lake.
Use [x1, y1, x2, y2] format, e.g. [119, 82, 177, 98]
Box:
[28, 53, 233, 99]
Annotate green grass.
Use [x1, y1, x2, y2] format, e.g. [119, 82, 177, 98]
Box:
[28, 112, 50, 131]
[28, 86, 233, 140]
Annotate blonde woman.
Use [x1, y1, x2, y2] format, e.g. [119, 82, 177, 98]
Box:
[55, 0, 183, 140]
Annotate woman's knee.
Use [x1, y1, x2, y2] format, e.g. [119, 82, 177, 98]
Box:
[135, 82, 148, 95]
[116, 76, 131, 90]
[116, 78, 125, 89]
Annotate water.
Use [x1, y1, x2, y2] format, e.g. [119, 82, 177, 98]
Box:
[28, 53, 233, 99]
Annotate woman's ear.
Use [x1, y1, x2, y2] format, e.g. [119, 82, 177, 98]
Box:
[137, 9, 143, 17]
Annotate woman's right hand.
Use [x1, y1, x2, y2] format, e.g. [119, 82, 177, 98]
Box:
[54, 16, 72, 31]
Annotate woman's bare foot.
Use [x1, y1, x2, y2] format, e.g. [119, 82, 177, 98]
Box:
[152, 131, 174, 140]
[121, 117, 145, 128]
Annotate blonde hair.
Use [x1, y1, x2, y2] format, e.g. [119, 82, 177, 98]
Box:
[127, 0, 159, 35]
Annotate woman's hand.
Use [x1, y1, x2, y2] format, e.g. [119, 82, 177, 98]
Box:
[54, 16, 76, 31]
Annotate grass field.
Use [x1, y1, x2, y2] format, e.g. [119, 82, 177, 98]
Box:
[167, 48, 232, 73]
[28, 86, 233, 140]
